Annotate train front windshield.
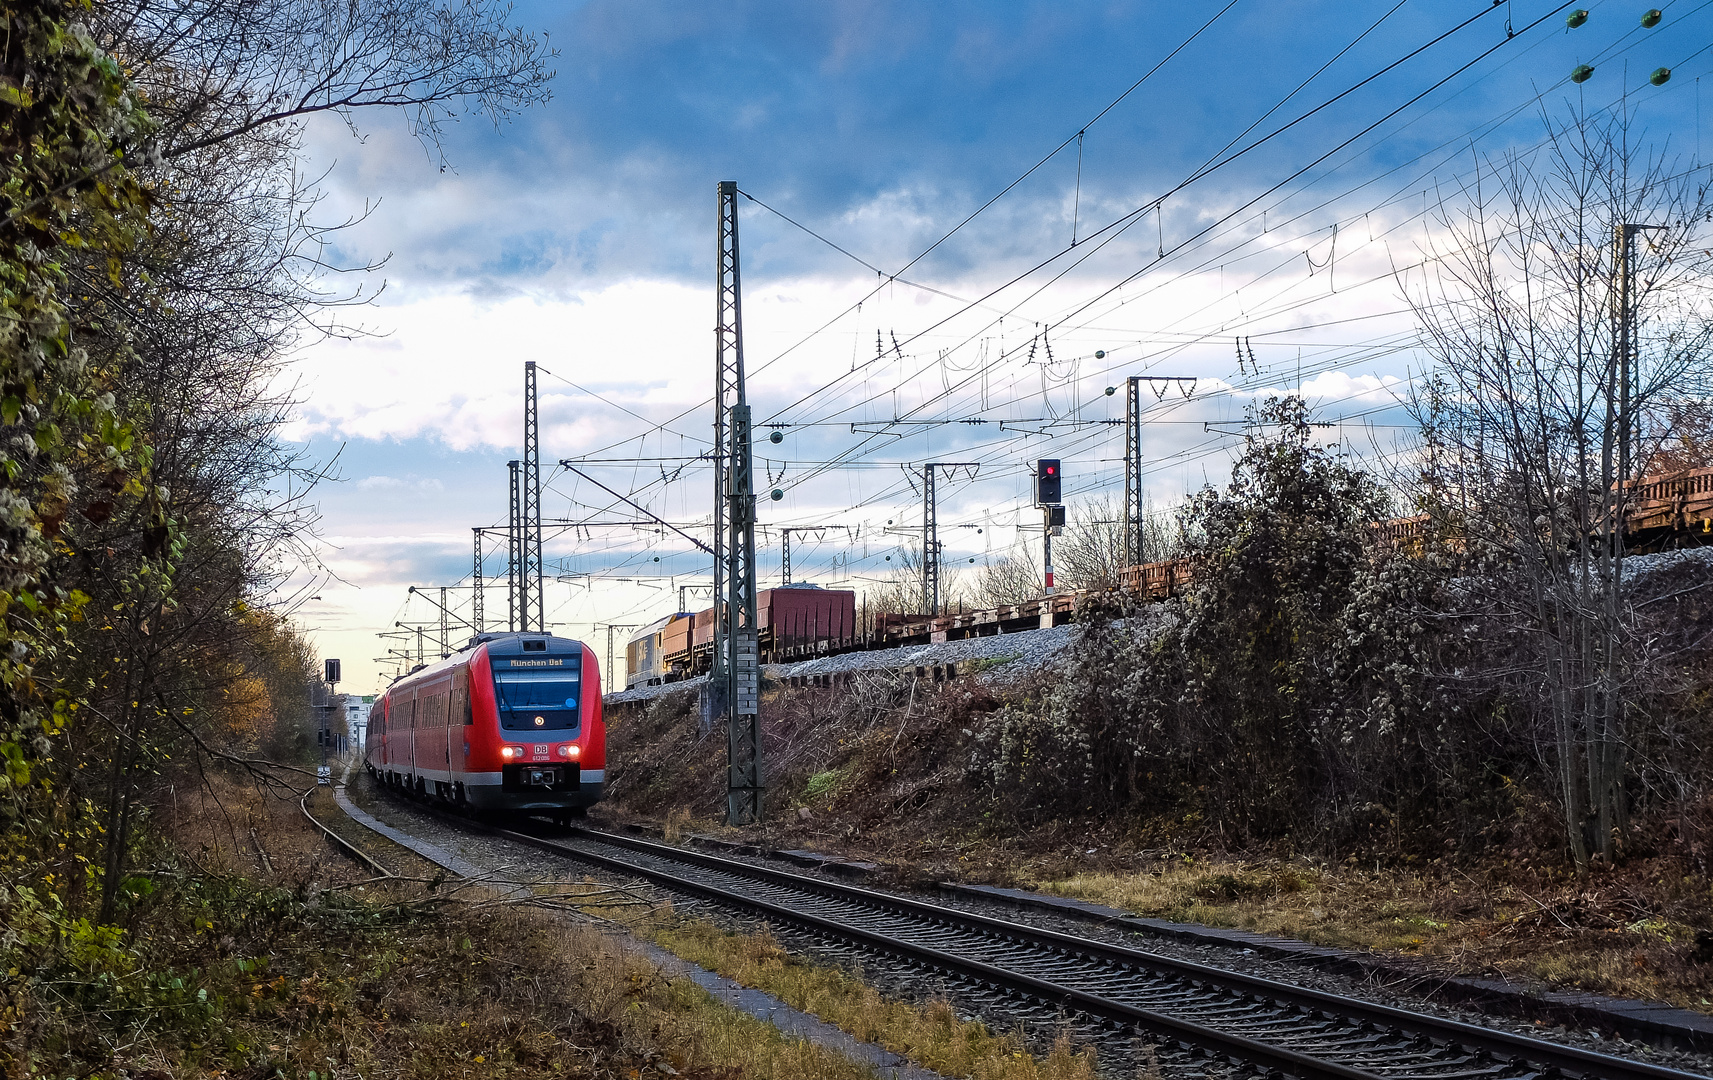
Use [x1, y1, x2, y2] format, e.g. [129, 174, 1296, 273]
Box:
[492, 663, 581, 731]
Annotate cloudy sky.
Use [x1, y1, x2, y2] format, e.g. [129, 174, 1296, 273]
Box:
[281, 0, 1708, 692]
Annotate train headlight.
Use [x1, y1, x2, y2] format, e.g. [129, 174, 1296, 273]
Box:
[559, 744, 580, 759]
[501, 745, 523, 761]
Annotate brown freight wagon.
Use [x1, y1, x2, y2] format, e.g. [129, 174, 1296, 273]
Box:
[758, 584, 857, 660]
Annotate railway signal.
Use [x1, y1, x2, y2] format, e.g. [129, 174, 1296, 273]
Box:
[318, 659, 340, 771]
[1034, 460, 1065, 595]
[1034, 458, 1061, 506]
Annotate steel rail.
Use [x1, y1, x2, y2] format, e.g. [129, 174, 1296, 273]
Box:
[358, 782, 1709, 1080]
[300, 787, 396, 879]
[491, 822, 1383, 1080]
[527, 824, 1708, 1080]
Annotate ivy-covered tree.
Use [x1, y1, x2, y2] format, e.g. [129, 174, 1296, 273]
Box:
[1167, 397, 1396, 836]
[973, 398, 1499, 851]
[1, 0, 555, 936]
[0, 0, 155, 909]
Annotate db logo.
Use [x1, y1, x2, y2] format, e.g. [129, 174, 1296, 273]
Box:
[531, 744, 549, 760]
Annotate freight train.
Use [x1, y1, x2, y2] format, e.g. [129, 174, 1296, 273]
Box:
[366, 631, 606, 818]
[621, 465, 1713, 692]
[622, 573, 1178, 690]
[626, 583, 859, 688]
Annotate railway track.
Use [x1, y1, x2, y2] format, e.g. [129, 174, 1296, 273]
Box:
[345, 792, 1709, 1080]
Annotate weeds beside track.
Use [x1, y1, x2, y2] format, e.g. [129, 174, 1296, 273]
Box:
[357, 781, 1712, 1080]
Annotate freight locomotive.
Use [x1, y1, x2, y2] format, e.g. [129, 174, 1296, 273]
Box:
[365, 631, 606, 817]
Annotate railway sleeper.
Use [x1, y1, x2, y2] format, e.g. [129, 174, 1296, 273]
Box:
[394, 804, 1713, 1080]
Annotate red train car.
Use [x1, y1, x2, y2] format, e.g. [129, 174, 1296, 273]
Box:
[365, 631, 606, 817]
[758, 586, 856, 655]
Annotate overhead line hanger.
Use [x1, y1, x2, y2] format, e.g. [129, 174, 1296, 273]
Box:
[763, 0, 1524, 432]
[556, 0, 1672, 534]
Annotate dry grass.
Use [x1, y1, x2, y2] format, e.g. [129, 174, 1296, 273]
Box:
[10, 762, 895, 1080]
[645, 919, 1099, 1080]
[1037, 856, 1713, 1010]
[604, 678, 1713, 1014]
[1040, 860, 1449, 952]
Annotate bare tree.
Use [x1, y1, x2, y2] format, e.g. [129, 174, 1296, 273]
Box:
[1053, 498, 1125, 591]
[92, 0, 553, 165]
[968, 544, 1040, 609]
[1407, 107, 1713, 868]
[860, 543, 927, 621]
[1053, 496, 1181, 590]
[46, 0, 555, 920]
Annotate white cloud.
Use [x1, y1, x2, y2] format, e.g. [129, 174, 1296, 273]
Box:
[356, 475, 446, 492]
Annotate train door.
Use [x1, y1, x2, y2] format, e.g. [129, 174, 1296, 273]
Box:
[450, 670, 471, 791]
[402, 693, 418, 784]
[373, 702, 387, 771]
[432, 681, 453, 784]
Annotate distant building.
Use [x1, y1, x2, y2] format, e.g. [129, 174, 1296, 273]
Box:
[345, 696, 373, 756]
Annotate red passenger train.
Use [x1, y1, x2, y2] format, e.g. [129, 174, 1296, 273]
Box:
[364, 631, 606, 817]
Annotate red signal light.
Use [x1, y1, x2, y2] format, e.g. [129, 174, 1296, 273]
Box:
[1035, 458, 1062, 505]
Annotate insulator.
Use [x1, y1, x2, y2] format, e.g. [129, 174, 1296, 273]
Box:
[1094, 349, 1106, 359]
[1571, 64, 1595, 83]
[1566, 9, 1588, 27]
[770, 489, 784, 501]
[1642, 8, 1661, 26]
[1651, 67, 1671, 86]
[768, 429, 784, 443]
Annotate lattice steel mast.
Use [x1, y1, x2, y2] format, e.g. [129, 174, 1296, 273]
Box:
[714, 180, 762, 826]
[1123, 375, 1194, 568]
[922, 465, 938, 615]
[523, 361, 544, 633]
[507, 461, 522, 631]
[471, 528, 485, 634]
[918, 464, 977, 615]
[439, 587, 450, 659]
[1124, 376, 1143, 569]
